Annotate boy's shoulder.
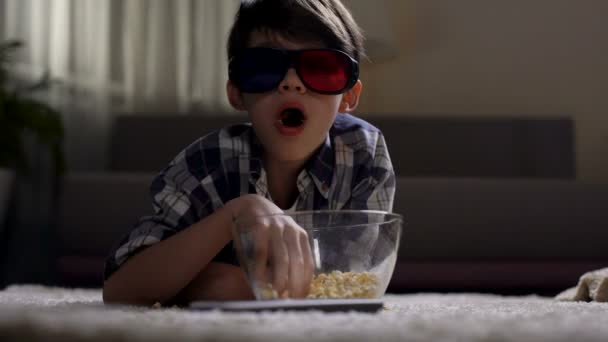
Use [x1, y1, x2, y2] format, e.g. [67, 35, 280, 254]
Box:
[199, 122, 255, 156]
[331, 113, 380, 135]
[330, 113, 384, 153]
[174, 122, 256, 171]
[200, 122, 253, 144]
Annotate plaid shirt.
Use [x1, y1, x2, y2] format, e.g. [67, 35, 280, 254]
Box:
[104, 113, 395, 280]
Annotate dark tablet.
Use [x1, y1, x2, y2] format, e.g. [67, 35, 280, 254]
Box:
[189, 298, 384, 313]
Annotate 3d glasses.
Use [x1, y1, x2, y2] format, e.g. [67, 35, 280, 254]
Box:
[229, 47, 359, 95]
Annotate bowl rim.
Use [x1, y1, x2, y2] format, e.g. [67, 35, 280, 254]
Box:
[234, 209, 404, 230]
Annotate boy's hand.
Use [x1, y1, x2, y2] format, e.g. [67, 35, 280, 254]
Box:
[228, 194, 314, 298]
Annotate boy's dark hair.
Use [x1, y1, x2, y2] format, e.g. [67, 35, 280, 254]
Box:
[227, 0, 365, 62]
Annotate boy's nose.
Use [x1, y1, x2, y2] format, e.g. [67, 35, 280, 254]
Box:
[278, 68, 306, 94]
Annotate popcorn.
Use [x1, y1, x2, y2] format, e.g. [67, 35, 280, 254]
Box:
[254, 271, 379, 299]
[307, 271, 379, 299]
[254, 283, 279, 300]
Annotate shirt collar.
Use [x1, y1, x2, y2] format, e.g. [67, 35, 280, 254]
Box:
[305, 134, 334, 198]
[247, 127, 334, 199]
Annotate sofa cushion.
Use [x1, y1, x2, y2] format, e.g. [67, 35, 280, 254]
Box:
[109, 114, 575, 178]
[393, 177, 608, 260]
[371, 116, 574, 178]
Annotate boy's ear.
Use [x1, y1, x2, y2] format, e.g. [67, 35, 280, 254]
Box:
[338, 80, 363, 113]
[226, 80, 246, 111]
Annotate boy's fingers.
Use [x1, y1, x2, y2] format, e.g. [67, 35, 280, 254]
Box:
[252, 226, 269, 286]
[271, 225, 289, 295]
[284, 228, 305, 298]
[299, 231, 314, 295]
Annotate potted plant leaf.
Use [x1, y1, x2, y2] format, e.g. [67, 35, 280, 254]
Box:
[0, 40, 65, 232]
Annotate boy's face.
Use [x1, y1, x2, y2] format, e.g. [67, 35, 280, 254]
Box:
[227, 31, 363, 164]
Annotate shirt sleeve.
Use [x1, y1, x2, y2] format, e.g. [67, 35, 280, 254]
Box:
[103, 148, 238, 281]
[347, 132, 396, 212]
[336, 132, 397, 267]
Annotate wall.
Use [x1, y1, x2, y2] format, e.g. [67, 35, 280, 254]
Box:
[357, 0, 608, 182]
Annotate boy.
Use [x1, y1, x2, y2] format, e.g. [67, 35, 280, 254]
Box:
[103, 0, 395, 306]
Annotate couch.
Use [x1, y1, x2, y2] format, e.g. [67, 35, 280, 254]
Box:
[53, 113, 608, 295]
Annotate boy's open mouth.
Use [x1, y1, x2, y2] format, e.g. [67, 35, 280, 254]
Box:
[279, 108, 306, 128]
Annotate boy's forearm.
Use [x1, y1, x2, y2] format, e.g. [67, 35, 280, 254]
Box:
[174, 262, 254, 303]
[103, 202, 239, 306]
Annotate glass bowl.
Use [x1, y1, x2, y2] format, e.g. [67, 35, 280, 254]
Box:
[233, 210, 403, 300]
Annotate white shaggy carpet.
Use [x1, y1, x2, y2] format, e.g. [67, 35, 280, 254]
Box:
[1, 285, 608, 342]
